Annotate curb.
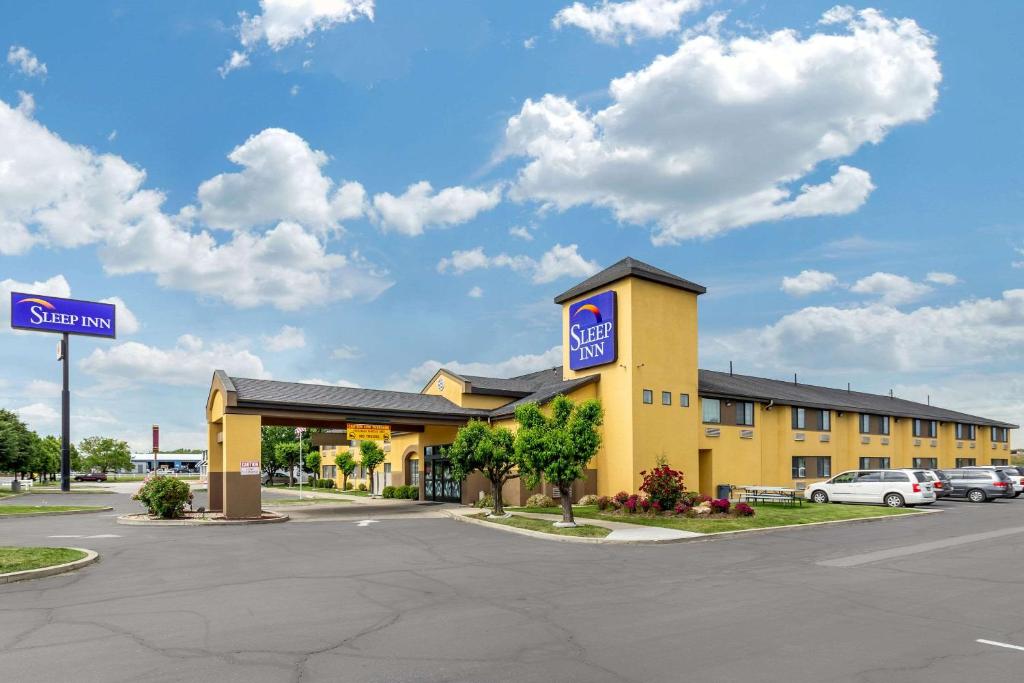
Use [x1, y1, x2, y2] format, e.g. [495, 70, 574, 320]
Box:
[0, 548, 98, 584]
[445, 510, 619, 544]
[0, 506, 113, 518]
[116, 511, 289, 526]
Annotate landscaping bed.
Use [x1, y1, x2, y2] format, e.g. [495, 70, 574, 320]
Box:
[471, 513, 610, 538]
[0, 505, 110, 516]
[0, 547, 86, 573]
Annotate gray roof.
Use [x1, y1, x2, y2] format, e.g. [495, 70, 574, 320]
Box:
[229, 377, 488, 419]
[554, 257, 706, 304]
[699, 370, 1017, 429]
[490, 374, 600, 418]
[458, 374, 545, 397]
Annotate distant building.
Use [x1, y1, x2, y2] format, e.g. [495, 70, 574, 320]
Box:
[130, 452, 204, 473]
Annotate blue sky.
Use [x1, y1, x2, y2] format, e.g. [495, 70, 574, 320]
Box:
[1, 0, 1021, 450]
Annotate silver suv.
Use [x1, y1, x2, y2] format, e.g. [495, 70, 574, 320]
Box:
[944, 468, 1014, 502]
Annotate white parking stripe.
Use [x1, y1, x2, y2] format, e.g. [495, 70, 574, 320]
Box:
[977, 639, 1024, 652]
[818, 526, 1024, 567]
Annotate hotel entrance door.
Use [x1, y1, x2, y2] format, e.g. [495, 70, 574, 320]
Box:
[423, 445, 460, 503]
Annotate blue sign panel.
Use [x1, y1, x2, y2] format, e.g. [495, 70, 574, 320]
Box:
[568, 290, 616, 371]
[10, 292, 116, 338]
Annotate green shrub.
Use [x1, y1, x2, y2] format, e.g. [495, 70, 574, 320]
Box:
[577, 494, 600, 506]
[357, 483, 367, 491]
[475, 493, 506, 509]
[399, 485, 419, 499]
[382, 485, 396, 498]
[526, 493, 555, 508]
[343, 481, 353, 490]
[313, 479, 335, 489]
[133, 476, 193, 519]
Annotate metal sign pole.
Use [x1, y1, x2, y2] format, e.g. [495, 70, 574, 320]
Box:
[60, 333, 70, 493]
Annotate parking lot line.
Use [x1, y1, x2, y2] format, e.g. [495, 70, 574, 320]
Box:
[977, 639, 1024, 653]
[817, 525, 1024, 568]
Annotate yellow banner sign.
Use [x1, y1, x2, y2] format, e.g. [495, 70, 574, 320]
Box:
[347, 424, 391, 443]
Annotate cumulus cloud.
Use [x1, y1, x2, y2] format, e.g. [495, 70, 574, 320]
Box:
[218, 50, 251, 78]
[780, 270, 839, 296]
[25, 380, 61, 398]
[553, 0, 704, 44]
[16, 91, 34, 116]
[1, 275, 71, 332]
[99, 296, 140, 335]
[509, 225, 534, 241]
[371, 181, 502, 236]
[297, 377, 361, 387]
[0, 98, 392, 310]
[14, 402, 59, 428]
[851, 272, 931, 305]
[505, 8, 939, 244]
[925, 271, 959, 286]
[330, 344, 361, 360]
[437, 244, 599, 284]
[468, 286, 484, 298]
[7, 45, 47, 78]
[391, 346, 563, 392]
[262, 325, 306, 351]
[80, 334, 270, 388]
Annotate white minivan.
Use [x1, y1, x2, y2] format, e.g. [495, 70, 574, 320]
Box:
[804, 470, 936, 508]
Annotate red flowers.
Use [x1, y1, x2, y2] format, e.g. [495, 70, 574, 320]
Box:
[638, 464, 686, 509]
[734, 502, 755, 517]
[710, 498, 731, 513]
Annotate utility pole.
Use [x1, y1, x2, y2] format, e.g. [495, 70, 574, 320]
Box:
[59, 333, 70, 492]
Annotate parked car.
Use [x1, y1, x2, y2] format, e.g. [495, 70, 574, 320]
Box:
[804, 469, 935, 508]
[964, 466, 1024, 498]
[73, 472, 107, 482]
[911, 469, 952, 498]
[944, 468, 1014, 502]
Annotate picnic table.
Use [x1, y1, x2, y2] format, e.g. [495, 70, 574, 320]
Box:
[739, 485, 802, 507]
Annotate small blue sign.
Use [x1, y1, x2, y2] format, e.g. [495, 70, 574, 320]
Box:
[568, 290, 616, 371]
[10, 292, 116, 339]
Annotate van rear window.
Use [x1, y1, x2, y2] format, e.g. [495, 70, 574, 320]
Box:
[912, 471, 929, 482]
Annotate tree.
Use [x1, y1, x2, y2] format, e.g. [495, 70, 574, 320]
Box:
[30, 434, 60, 481]
[262, 426, 311, 486]
[514, 395, 603, 527]
[0, 409, 33, 476]
[305, 450, 321, 482]
[359, 441, 386, 495]
[275, 441, 301, 486]
[79, 436, 132, 473]
[334, 451, 356, 490]
[448, 420, 518, 516]
[261, 446, 282, 485]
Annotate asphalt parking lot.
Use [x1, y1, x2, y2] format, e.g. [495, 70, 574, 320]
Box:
[2, 489, 1023, 683]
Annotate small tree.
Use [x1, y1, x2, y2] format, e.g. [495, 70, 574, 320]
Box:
[79, 436, 132, 473]
[359, 441, 386, 495]
[275, 441, 300, 486]
[514, 395, 603, 527]
[305, 450, 322, 483]
[335, 451, 356, 489]
[448, 420, 518, 516]
[261, 446, 283, 486]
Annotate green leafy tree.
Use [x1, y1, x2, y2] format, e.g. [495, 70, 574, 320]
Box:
[359, 441, 386, 495]
[514, 395, 603, 526]
[334, 451, 356, 489]
[79, 436, 132, 473]
[305, 450, 321, 482]
[30, 434, 60, 481]
[0, 409, 34, 476]
[275, 441, 301, 486]
[448, 420, 518, 516]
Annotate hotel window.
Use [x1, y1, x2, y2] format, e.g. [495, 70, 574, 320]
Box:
[956, 458, 976, 468]
[821, 410, 831, 431]
[793, 407, 829, 431]
[702, 398, 721, 424]
[912, 458, 938, 469]
[792, 456, 830, 479]
[859, 457, 890, 469]
[792, 407, 806, 430]
[992, 427, 1008, 443]
[860, 414, 871, 434]
[408, 460, 420, 486]
[969, 424, 976, 440]
[881, 416, 890, 435]
[642, 389, 653, 405]
[992, 459, 1009, 466]
[928, 421, 938, 438]
[955, 423, 963, 440]
[662, 391, 672, 406]
[735, 401, 754, 427]
[322, 465, 337, 480]
[679, 393, 690, 408]
[913, 419, 923, 437]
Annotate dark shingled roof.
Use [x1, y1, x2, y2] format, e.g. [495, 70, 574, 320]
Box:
[699, 370, 1017, 429]
[489, 374, 600, 418]
[553, 256, 706, 304]
[229, 377, 488, 418]
[458, 374, 545, 397]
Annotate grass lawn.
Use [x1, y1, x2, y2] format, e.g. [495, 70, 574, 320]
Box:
[472, 513, 610, 538]
[267, 485, 374, 497]
[0, 547, 87, 574]
[0, 505, 108, 516]
[510, 502, 919, 533]
[29, 488, 114, 495]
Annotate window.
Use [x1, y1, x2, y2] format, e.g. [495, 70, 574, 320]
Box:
[992, 427, 1009, 443]
[792, 456, 830, 478]
[882, 471, 909, 482]
[322, 465, 337, 480]
[831, 472, 857, 484]
[820, 410, 831, 431]
[735, 401, 754, 426]
[662, 391, 672, 406]
[913, 419, 922, 437]
[955, 458, 976, 468]
[881, 416, 890, 435]
[679, 393, 689, 407]
[969, 424, 976, 440]
[856, 471, 883, 482]
[702, 398, 721, 424]
[860, 414, 870, 434]
[408, 460, 420, 486]
[912, 458, 938, 469]
[859, 457, 890, 469]
[992, 459, 1009, 466]
[793, 407, 829, 431]
[928, 421, 938, 438]
[642, 389, 653, 405]
[955, 423, 963, 440]
[792, 407, 806, 430]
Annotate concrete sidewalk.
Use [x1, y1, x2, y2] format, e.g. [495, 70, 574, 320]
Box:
[510, 510, 703, 540]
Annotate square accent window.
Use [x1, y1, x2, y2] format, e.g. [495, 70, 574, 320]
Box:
[679, 393, 690, 407]
[642, 389, 653, 404]
[662, 391, 672, 406]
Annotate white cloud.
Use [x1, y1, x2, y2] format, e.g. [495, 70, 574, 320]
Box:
[437, 244, 599, 284]
[1, 274, 71, 331]
[7, 45, 47, 78]
[297, 377, 360, 387]
[925, 271, 959, 286]
[553, 0, 704, 44]
[80, 334, 271, 388]
[0, 99, 392, 310]
[437, 246, 532, 276]
[780, 270, 838, 296]
[392, 346, 563, 392]
[263, 324, 306, 351]
[468, 286, 484, 298]
[509, 225, 534, 241]
[25, 380, 61, 398]
[893, 374, 1024, 435]
[16, 91, 34, 116]
[851, 272, 931, 305]
[14, 402, 59, 428]
[107, 129, 118, 142]
[290, 84, 300, 96]
[1013, 247, 1024, 269]
[98, 296, 140, 335]
[218, 50, 251, 78]
[372, 181, 502, 236]
[532, 244, 601, 284]
[523, 36, 537, 49]
[192, 127, 366, 233]
[330, 344, 361, 360]
[506, 8, 939, 244]
[709, 289, 1024, 374]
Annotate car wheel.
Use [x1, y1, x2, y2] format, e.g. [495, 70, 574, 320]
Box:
[967, 489, 987, 503]
[1014, 492, 1021, 498]
[811, 490, 829, 504]
[884, 493, 905, 508]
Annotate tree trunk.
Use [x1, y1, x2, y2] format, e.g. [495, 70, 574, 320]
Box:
[341, 473, 347, 490]
[559, 485, 575, 525]
[490, 476, 504, 515]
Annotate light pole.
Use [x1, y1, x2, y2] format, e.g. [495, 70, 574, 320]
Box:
[295, 427, 305, 499]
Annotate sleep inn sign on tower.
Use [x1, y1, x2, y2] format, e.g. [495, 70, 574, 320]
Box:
[568, 290, 616, 371]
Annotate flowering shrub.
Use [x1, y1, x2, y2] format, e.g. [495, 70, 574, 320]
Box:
[596, 495, 613, 511]
[133, 475, 193, 519]
[734, 502, 755, 517]
[526, 493, 555, 508]
[577, 494, 600, 506]
[639, 464, 686, 509]
[638, 498, 652, 513]
[651, 500, 663, 513]
[673, 502, 691, 515]
[710, 498, 731, 513]
[613, 491, 630, 505]
[623, 494, 639, 513]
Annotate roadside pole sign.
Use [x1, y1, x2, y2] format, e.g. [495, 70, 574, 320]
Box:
[347, 424, 391, 443]
[9, 292, 117, 493]
[240, 461, 260, 476]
